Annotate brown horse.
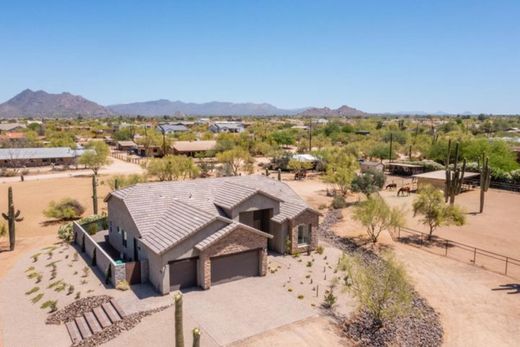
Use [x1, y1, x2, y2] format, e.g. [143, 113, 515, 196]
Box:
[385, 183, 397, 190]
[397, 186, 411, 196]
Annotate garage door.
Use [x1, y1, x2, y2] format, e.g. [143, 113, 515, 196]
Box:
[169, 258, 197, 290]
[211, 249, 259, 285]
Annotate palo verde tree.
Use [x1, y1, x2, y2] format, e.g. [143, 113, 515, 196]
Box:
[2, 187, 23, 251]
[412, 184, 465, 239]
[352, 195, 404, 244]
[216, 147, 253, 176]
[322, 150, 359, 196]
[338, 253, 413, 329]
[79, 140, 110, 175]
[145, 155, 199, 181]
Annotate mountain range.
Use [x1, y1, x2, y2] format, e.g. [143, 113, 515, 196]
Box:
[0, 89, 367, 117]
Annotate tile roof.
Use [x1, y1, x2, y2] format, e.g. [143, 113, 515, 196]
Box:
[109, 175, 316, 254]
[0, 147, 82, 160]
[194, 222, 272, 251]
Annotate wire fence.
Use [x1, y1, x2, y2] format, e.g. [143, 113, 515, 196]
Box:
[394, 226, 520, 280]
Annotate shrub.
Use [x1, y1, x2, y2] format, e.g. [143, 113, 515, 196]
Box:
[41, 300, 58, 312]
[67, 285, 75, 295]
[44, 198, 85, 221]
[331, 195, 347, 209]
[31, 293, 44, 303]
[297, 294, 304, 300]
[25, 287, 40, 295]
[315, 245, 324, 255]
[322, 290, 337, 309]
[116, 280, 130, 291]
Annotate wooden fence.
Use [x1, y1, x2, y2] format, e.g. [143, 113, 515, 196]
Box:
[395, 226, 520, 280]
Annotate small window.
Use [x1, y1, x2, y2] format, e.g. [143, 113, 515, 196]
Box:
[297, 224, 311, 245]
[122, 230, 127, 247]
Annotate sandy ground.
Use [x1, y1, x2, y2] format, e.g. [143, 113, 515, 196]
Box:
[0, 157, 144, 184]
[283, 175, 520, 346]
[381, 187, 520, 259]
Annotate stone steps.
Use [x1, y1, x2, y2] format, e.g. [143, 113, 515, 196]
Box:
[65, 300, 126, 344]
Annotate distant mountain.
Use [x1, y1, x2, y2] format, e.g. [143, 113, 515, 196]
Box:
[108, 99, 306, 116]
[298, 105, 365, 117]
[0, 89, 110, 117]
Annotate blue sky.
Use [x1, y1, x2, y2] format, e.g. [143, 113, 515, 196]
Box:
[0, 1, 519, 114]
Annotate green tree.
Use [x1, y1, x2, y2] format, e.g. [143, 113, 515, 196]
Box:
[270, 129, 296, 146]
[216, 148, 253, 176]
[79, 141, 110, 175]
[352, 195, 404, 243]
[323, 151, 359, 196]
[412, 185, 465, 239]
[351, 169, 386, 197]
[145, 155, 199, 181]
[339, 253, 413, 328]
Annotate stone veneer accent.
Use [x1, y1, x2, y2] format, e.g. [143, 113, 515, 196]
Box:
[200, 227, 268, 289]
[289, 210, 319, 254]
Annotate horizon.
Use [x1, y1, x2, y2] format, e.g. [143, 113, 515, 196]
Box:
[1, 1, 519, 114]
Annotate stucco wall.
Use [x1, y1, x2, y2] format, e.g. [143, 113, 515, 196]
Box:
[107, 197, 143, 262]
[229, 194, 280, 220]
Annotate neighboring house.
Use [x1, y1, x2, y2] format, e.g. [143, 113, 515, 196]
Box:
[0, 123, 26, 133]
[0, 147, 84, 168]
[209, 122, 244, 133]
[104, 175, 320, 294]
[157, 124, 189, 134]
[116, 140, 137, 151]
[171, 140, 217, 156]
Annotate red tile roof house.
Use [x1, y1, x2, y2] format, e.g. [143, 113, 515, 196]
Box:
[104, 175, 320, 294]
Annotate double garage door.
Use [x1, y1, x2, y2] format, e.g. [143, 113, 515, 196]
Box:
[169, 249, 260, 290]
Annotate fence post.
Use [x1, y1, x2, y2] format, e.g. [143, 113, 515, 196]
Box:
[445, 240, 448, 256]
[505, 257, 509, 275]
[473, 248, 477, 264]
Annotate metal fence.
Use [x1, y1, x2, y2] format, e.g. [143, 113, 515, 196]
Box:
[395, 226, 520, 280]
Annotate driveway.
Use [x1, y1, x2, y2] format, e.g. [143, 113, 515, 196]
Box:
[182, 275, 316, 345]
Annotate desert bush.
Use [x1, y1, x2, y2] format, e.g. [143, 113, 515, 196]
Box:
[44, 198, 85, 221]
[323, 290, 337, 309]
[331, 195, 347, 209]
[57, 214, 106, 242]
[315, 245, 324, 255]
[31, 293, 44, 303]
[67, 285, 75, 295]
[25, 287, 40, 295]
[41, 300, 58, 313]
[116, 280, 130, 291]
[339, 253, 412, 328]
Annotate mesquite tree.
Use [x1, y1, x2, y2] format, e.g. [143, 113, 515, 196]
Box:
[479, 154, 491, 213]
[2, 187, 23, 251]
[174, 292, 184, 347]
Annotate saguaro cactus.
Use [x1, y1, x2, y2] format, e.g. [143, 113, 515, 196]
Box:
[192, 328, 201, 347]
[444, 140, 466, 205]
[479, 154, 491, 213]
[174, 292, 184, 347]
[2, 187, 23, 251]
[92, 175, 98, 214]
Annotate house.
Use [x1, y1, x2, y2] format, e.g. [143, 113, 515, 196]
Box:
[171, 140, 217, 156]
[104, 175, 320, 294]
[209, 122, 244, 133]
[0, 123, 26, 133]
[116, 140, 137, 151]
[0, 147, 84, 168]
[157, 124, 189, 134]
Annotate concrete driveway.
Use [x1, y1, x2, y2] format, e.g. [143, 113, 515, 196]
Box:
[183, 275, 317, 346]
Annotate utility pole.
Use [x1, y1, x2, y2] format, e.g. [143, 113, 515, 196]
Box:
[308, 118, 312, 152]
[389, 133, 393, 163]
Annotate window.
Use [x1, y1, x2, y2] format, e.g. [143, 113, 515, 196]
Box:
[297, 224, 311, 245]
[122, 230, 127, 247]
